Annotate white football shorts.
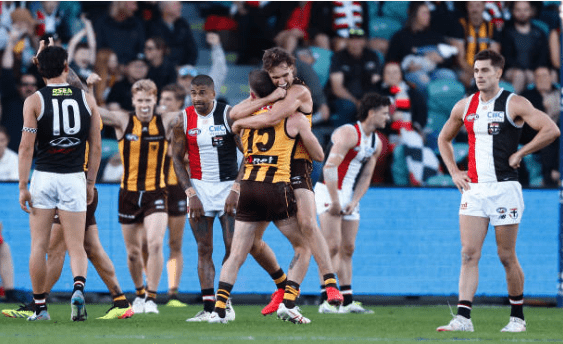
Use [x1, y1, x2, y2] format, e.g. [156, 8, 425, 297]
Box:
[30, 170, 87, 212]
[190, 179, 235, 218]
[314, 182, 359, 221]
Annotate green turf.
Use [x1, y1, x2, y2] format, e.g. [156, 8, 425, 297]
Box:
[0, 303, 561, 343]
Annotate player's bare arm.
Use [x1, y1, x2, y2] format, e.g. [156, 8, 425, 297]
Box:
[171, 118, 204, 221]
[229, 87, 286, 121]
[287, 113, 324, 162]
[85, 93, 102, 204]
[233, 85, 311, 130]
[438, 98, 471, 193]
[97, 107, 128, 137]
[162, 111, 184, 138]
[324, 125, 358, 216]
[507, 95, 560, 169]
[18, 94, 41, 213]
[344, 146, 380, 215]
[66, 67, 88, 91]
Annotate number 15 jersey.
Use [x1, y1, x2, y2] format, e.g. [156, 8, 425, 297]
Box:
[35, 84, 92, 173]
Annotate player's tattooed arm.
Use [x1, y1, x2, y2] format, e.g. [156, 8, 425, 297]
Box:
[66, 67, 88, 91]
[171, 119, 192, 191]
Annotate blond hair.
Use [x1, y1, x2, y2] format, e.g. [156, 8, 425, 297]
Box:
[131, 79, 158, 97]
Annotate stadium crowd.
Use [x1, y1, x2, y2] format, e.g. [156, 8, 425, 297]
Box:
[0, 1, 560, 188]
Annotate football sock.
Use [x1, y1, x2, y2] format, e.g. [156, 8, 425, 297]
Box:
[202, 288, 215, 313]
[135, 286, 146, 299]
[323, 273, 338, 289]
[168, 288, 179, 300]
[509, 294, 524, 320]
[457, 300, 472, 319]
[214, 282, 233, 318]
[341, 285, 353, 306]
[73, 276, 85, 294]
[282, 280, 300, 309]
[320, 285, 327, 302]
[33, 293, 47, 314]
[112, 293, 129, 308]
[146, 290, 157, 302]
[270, 268, 287, 290]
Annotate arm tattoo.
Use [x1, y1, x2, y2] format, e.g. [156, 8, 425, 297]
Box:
[66, 67, 88, 91]
[171, 120, 192, 191]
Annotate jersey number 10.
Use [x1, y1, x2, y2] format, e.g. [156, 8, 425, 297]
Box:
[52, 98, 81, 136]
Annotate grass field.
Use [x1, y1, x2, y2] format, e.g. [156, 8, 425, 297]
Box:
[0, 303, 561, 343]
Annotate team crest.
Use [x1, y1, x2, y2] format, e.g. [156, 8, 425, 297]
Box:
[509, 208, 518, 219]
[488, 122, 500, 135]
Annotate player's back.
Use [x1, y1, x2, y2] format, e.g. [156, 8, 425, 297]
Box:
[34, 84, 92, 173]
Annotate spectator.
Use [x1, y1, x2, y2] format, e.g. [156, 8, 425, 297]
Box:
[375, 62, 428, 145]
[67, 15, 96, 82]
[0, 29, 39, 152]
[548, 28, 560, 72]
[93, 48, 121, 106]
[32, 1, 72, 44]
[94, 1, 145, 68]
[520, 67, 560, 186]
[366, 1, 403, 56]
[144, 37, 177, 93]
[0, 1, 27, 50]
[106, 53, 149, 113]
[7, 8, 40, 72]
[426, 1, 464, 40]
[457, 1, 502, 87]
[0, 126, 18, 181]
[386, 2, 458, 93]
[176, 32, 227, 107]
[483, 1, 512, 31]
[328, 27, 383, 127]
[308, 1, 370, 52]
[273, 2, 313, 54]
[501, 1, 549, 94]
[146, 1, 198, 67]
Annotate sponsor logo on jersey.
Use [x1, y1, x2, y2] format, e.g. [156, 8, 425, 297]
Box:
[509, 208, 518, 219]
[466, 113, 478, 122]
[487, 111, 505, 121]
[188, 128, 201, 136]
[209, 125, 227, 136]
[49, 136, 81, 148]
[488, 122, 500, 135]
[460, 202, 468, 210]
[52, 88, 73, 96]
[496, 207, 507, 214]
[246, 155, 278, 165]
[155, 199, 165, 205]
[125, 134, 139, 141]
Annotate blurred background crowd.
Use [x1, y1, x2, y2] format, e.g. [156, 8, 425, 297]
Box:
[0, 1, 560, 188]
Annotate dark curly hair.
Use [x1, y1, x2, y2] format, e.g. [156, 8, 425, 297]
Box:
[357, 93, 391, 121]
[37, 46, 68, 79]
[474, 49, 505, 70]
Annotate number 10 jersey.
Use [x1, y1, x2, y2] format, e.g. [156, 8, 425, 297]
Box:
[35, 84, 92, 173]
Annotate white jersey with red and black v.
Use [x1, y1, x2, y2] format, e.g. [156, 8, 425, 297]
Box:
[318, 121, 380, 191]
[182, 100, 238, 182]
[463, 88, 522, 183]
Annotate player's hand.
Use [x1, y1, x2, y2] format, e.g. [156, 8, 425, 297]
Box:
[232, 121, 242, 135]
[19, 189, 33, 213]
[86, 73, 101, 87]
[268, 87, 287, 102]
[341, 201, 356, 215]
[451, 170, 471, 193]
[188, 195, 204, 222]
[86, 184, 95, 205]
[327, 201, 342, 217]
[224, 190, 239, 217]
[33, 37, 55, 66]
[508, 152, 523, 170]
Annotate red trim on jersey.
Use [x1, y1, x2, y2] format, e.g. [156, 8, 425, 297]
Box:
[465, 92, 480, 183]
[337, 124, 361, 190]
[185, 107, 202, 180]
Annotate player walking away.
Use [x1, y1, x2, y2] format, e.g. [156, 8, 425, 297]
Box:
[97, 79, 180, 315]
[18, 39, 102, 321]
[436, 49, 559, 333]
[230, 47, 343, 315]
[314, 93, 389, 314]
[171, 75, 288, 322]
[157, 84, 189, 308]
[206, 69, 324, 324]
